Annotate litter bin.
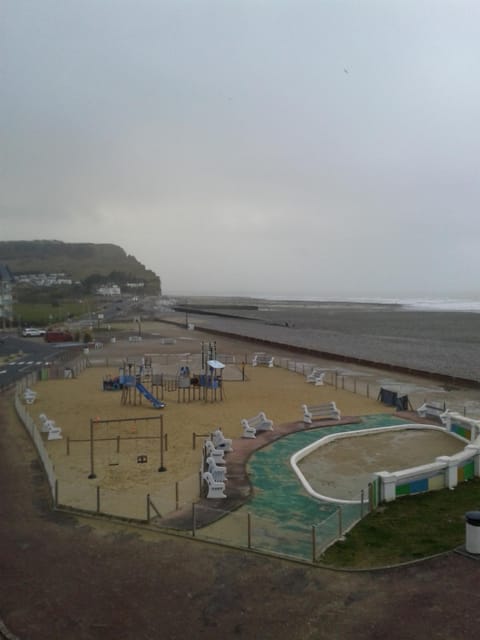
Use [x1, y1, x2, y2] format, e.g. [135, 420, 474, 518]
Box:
[465, 511, 480, 554]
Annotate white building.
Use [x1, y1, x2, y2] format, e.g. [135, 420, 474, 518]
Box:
[97, 284, 121, 296]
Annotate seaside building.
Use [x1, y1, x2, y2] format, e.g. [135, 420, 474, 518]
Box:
[96, 284, 121, 296]
[0, 264, 15, 329]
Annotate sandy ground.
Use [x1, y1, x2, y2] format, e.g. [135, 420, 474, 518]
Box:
[25, 321, 391, 519]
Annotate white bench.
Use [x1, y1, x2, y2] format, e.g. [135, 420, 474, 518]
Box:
[203, 472, 227, 499]
[205, 456, 227, 483]
[211, 428, 233, 452]
[302, 402, 341, 425]
[305, 368, 325, 386]
[241, 412, 274, 438]
[38, 413, 63, 440]
[252, 353, 274, 367]
[23, 388, 38, 404]
[417, 402, 446, 419]
[204, 439, 226, 464]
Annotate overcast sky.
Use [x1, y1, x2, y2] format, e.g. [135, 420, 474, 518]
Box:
[2, 1, 480, 299]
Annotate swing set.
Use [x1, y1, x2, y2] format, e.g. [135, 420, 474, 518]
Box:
[86, 415, 166, 479]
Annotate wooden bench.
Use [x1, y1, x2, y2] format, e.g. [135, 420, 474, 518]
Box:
[203, 472, 227, 499]
[417, 402, 446, 420]
[305, 368, 325, 386]
[302, 402, 341, 425]
[252, 353, 274, 367]
[240, 412, 274, 438]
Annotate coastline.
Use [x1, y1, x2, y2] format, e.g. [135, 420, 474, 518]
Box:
[157, 299, 480, 384]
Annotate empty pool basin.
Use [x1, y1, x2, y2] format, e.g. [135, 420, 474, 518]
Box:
[291, 424, 467, 504]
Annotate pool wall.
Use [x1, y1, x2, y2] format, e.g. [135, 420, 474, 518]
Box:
[441, 411, 480, 441]
[291, 423, 480, 506]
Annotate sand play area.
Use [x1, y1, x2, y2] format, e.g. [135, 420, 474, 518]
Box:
[22, 322, 397, 520]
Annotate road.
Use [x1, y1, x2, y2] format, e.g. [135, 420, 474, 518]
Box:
[0, 334, 62, 388]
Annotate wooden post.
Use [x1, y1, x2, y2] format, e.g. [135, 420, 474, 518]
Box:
[66, 436, 70, 456]
[158, 416, 166, 472]
[54, 479, 58, 507]
[116, 435, 120, 453]
[96, 485, 100, 513]
[175, 481, 179, 511]
[88, 418, 96, 478]
[146, 494, 151, 524]
[192, 503, 196, 537]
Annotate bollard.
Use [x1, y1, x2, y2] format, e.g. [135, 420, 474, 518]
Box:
[465, 511, 480, 554]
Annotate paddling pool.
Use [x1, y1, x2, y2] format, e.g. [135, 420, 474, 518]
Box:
[291, 424, 467, 503]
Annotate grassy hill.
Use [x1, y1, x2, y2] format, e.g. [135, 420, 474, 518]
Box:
[0, 240, 161, 293]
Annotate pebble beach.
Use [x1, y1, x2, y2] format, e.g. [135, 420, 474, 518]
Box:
[168, 298, 480, 382]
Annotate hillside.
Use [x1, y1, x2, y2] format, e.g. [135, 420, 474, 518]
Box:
[0, 240, 161, 293]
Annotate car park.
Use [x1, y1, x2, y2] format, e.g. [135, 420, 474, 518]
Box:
[22, 328, 46, 337]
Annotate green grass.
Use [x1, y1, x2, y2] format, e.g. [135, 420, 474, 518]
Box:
[13, 300, 94, 326]
[319, 478, 480, 568]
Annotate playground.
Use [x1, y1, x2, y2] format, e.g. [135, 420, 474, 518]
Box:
[18, 321, 480, 559]
[27, 345, 390, 520]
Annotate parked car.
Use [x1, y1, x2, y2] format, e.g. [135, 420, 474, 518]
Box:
[22, 328, 46, 337]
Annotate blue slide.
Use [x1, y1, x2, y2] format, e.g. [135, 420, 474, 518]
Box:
[135, 382, 166, 409]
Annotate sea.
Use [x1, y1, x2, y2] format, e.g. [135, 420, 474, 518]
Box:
[163, 295, 480, 382]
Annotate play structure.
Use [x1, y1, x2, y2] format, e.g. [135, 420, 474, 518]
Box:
[153, 342, 226, 404]
[111, 345, 225, 407]
[119, 359, 166, 409]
